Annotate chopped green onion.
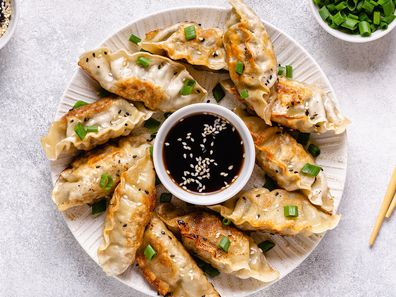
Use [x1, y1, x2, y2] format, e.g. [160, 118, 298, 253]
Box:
[327, 3, 337, 12]
[308, 144, 321, 158]
[359, 20, 372, 36]
[258, 240, 275, 252]
[184, 25, 197, 40]
[129, 34, 141, 45]
[222, 218, 232, 226]
[85, 125, 98, 133]
[285, 65, 293, 79]
[136, 56, 151, 68]
[264, 175, 278, 191]
[73, 100, 88, 109]
[194, 257, 220, 278]
[180, 79, 196, 96]
[347, 0, 358, 10]
[319, 6, 331, 20]
[284, 205, 299, 218]
[150, 145, 153, 157]
[382, 14, 396, 24]
[336, 1, 348, 11]
[100, 173, 114, 192]
[380, 21, 389, 29]
[159, 192, 172, 203]
[239, 89, 249, 99]
[74, 123, 87, 140]
[348, 13, 359, 19]
[218, 236, 231, 252]
[277, 66, 285, 76]
[379, 0, 395, 16]
[144, 244, 157, 261]
[144, 118, 161, 134]
[341, 17, 360, 30]
[333, 11, 346, 25]
[359, 12, 371, 22]
[297, 132, 310, 146]
[301, 163, 321, 177]
[212, 83, 226, 102]
[235, 61, 244, 75]
[362, 0, 375, 14]
[91, 199, 107, 215]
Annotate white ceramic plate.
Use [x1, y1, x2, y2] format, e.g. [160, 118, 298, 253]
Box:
[50, 6, 347, 297]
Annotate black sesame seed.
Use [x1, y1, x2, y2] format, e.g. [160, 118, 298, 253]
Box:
[86, 58, 89, 62]
[92, 53, 96, 57]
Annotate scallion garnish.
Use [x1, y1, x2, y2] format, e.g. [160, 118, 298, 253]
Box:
[258, 240, 275, 252]
[144, 244, 157, 261]
[218, 236, 231, 252]
[85, 125, 98, 133]
[308, 144, 321, 158]
[278, 66, 285, 76]
[144, 118, 161, 134]
[301, 163, 321, 177]
[100, 173, 114, 192]
[150, 145, 153, 157]
[136, 56, 151, 68]
[222, 218, 231, 226]
[180, 79, 196, 96]
[235, 61, 244, 75]
[239, 89, 249, 99]
[74, 123, 87, 140]
[73, 100, 88, 109]
[184, 25, 197, 40]
[91, 199, 107, 216]
[159, 192, 172, 203]
[284, 205, 299, 218]
[212, 83, 225, 102]
[285, 65, 293, 78]
[129, 33, 141, 45]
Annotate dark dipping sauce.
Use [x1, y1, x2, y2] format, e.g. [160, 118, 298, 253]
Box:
[163, 113, 245, 194]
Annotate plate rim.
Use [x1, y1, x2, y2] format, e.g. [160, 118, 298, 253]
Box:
[52, 5, 348, 297]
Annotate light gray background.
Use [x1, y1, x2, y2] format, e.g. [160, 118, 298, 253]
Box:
[1, 0, 395, 296]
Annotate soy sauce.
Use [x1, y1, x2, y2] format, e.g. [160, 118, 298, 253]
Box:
[163, 113, 244, 194]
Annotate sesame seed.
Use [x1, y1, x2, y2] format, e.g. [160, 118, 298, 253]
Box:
[165, 142, 170, 146]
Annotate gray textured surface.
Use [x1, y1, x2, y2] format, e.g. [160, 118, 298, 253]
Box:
[0, 0, 395, 296]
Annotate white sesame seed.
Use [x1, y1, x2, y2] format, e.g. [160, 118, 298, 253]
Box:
[177, 138, 182, 141]
[228, 165, 233, 170]
[166, 170, 170, 174]
[165, 142, 170, 146]
[183, 154, 187, 159]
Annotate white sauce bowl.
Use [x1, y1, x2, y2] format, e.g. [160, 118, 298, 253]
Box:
[153, 103, 255, 206]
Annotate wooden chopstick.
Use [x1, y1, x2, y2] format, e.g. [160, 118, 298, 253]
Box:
[369, 166, 396, 247]
[385, 193, 396, 218]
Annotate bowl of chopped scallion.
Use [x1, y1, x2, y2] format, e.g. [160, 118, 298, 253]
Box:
[310, 0, 396, 42]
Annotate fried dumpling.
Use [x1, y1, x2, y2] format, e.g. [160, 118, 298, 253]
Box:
[271, 77, 349, 134]
[52, 134, 151, 211]
[98, 148, 156, 276]
[157, 204, 279, 283]
[223, 0, 278, 124]
[141, 22, 227, 71]
[209, 188, 340, 236]
[78, 48, 207, 112]
[136, 215, 220, 297]
[238, 110, 334, 213]
[41, 97, 150, 161]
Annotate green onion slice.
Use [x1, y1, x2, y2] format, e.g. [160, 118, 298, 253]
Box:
[73, 100, 88, 109]
[144, 118, 161, 133]
[319, 6, 331, 20]
[301, 163, 321, 177]
[284, 205, 299, 218]
[100, 173, 114, 192]
[285, 65, 293, 79]
[359, 20, 372, 36]
[333, 11, 346, 26]
[150, 145, 154, 157]
[85, 125, 98, 133]
[258, 240, 275, 252]
[239, 89, 249, 99]
[235, 61, 244, 75]
[278, 66, 285, 76]
[136, 56, 151, 68]
[379, 0, 395, 16]
[184, 25, 197, 40]
[91, 199, 107, 215]
[74, 123, 87, 140]
[222, 218, 232, 226]
[180, 79, 196, 96]
[212, 83, 225, 102]
[308, 144, 321, 158]
[218, 236, 231, 252]
[144, 244, 157, 261]
[341, 17, 359, 30]
[159, 192, 172, 203]
[129, 33, 141, 45]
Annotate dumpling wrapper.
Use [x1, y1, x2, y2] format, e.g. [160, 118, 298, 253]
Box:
[238, 109, 334, 213]
[223, 0, 278, 124]
[136, 215, 220, 297]
[78, 48, 207, 112]
[209, 188, 340, 236]
[270, 77, 350, 134]
[141, 22, 227, 71]
[52, 134, 151, 211]
[41, 97, 150, 161]
[157, 204, 279, 283]
[98, 148, 156, 276]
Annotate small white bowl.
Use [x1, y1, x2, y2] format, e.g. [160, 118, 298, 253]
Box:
[309, 1, 396, 43]
[0, 0, 18, 50]
[153, 103, 255, 206]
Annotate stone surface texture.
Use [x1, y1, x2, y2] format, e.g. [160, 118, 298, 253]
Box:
[0, 0, 395, 296]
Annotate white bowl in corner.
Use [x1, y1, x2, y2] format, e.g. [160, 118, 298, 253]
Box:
[0, 0, 18, 50]
[309, 1, 396, 43]
[153, 103, 255, 206]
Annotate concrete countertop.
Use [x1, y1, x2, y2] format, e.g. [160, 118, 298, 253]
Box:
[0, 0, 395, 296]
